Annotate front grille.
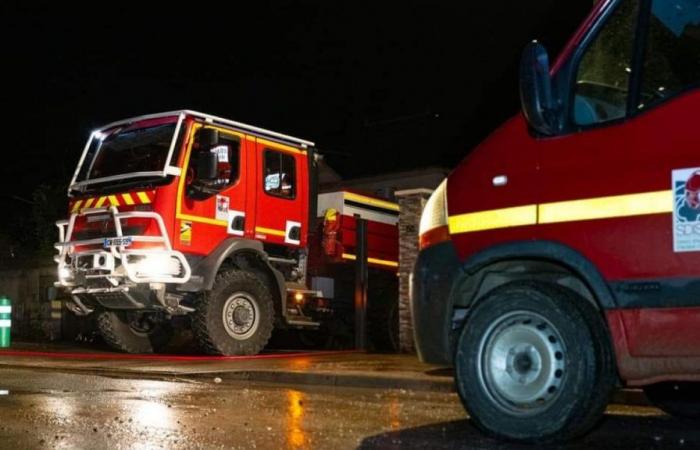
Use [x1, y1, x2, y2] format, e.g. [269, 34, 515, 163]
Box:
[74, 225, 145, 240]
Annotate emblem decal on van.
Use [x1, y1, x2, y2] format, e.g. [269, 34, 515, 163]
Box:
[673, 168, 700, 252]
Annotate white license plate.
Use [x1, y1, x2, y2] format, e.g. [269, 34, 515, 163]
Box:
[103, 237, 132, 248]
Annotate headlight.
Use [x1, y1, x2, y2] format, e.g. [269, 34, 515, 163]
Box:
[133, 255, 181, 277]
[58, 267, 73, 282]
[419, 179, 450, 250]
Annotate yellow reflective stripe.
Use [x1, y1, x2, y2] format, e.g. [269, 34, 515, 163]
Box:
[538, 190, 672, 224]
[255, 226, 286, 237]
[447, 190, 674, 235]
[178, 214, 227, 227]
[176, 123, 202, 219]
[448, 205, 537, 234]
[122, 193, 135, 205]
[342, 253, 399, 268]
[203, 124, 244, 138]
[344, 192, 400, 212]
[108, 195, 120, 207]
[71, 200, 83, 213]
[94, 196, 107, 208]
[257, 137, 305, 155]
[83, 198, 95, 208]
[137, 192, 151, 204]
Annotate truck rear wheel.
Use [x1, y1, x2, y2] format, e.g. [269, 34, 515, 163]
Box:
[643, 382, 700, 420]
[96, 310, 173, 354]
[192, 270, 274, 356]
[454, 281, 615, 443]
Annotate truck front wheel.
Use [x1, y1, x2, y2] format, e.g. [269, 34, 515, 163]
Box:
[97, 310, 173, 354]
[192, 270, 274, 356]
[643, 382, 700, 420]
[454, 281, 615, 443]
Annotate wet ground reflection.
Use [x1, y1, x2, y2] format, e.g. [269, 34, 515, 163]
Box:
[286, 389, 308, 449]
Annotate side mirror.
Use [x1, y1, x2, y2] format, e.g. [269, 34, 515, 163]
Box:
[519, 41, 558, 135]
[197, 152, 218, 180]
[199, 128, 219, 147]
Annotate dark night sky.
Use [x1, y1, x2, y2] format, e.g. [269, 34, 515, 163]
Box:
[4, 1, 593, 198]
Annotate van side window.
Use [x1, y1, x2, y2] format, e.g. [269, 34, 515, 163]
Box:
[186, 129, 240, 200]
[263, 150, 296, 199]
[638, 0, 700, 110]
[573, 0, 639, 126]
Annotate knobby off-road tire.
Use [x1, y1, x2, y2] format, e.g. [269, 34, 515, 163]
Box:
[192, 270, 274, 356]
[455, 281, 616, 443]
[643, 382, 700, 420]
[97, 310, 173, 354]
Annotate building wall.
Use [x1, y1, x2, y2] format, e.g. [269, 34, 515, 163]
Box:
[0, 266, 64, 341]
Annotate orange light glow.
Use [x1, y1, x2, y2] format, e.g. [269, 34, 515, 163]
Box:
[286, 389, 309, 449]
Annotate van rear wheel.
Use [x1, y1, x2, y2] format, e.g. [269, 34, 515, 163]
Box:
[192, 270, 274, 356]
[455, 281, 615, 443]
[97, 310, 173, 354]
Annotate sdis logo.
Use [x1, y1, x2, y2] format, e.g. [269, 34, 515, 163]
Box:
[673, 168, 700, 252]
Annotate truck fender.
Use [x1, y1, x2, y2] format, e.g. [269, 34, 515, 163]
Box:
[178, 238, 287, 312]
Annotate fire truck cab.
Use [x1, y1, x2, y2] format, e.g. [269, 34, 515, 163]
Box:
[413, 0, 700, 443]
[56, 110, 399, 356]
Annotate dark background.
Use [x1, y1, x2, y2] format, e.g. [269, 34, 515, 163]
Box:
[2, 1, 592, 261]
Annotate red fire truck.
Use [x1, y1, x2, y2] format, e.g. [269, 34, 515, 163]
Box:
[55, 110, 399, 355]
[413, 0, 700, 442]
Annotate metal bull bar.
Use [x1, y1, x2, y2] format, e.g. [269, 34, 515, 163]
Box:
[55, 206, 192, 289]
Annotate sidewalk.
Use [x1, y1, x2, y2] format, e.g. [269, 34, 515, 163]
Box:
[0, 341, 647, 405]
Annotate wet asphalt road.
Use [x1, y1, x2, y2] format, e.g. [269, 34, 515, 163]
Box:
[0, 368, 696, 450]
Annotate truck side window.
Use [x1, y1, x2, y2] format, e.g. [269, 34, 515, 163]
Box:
[638, 0, 700, 110]
[186, 129, 240, 199]
[573, 0, 639, 126]
[263, 150, 296, 199]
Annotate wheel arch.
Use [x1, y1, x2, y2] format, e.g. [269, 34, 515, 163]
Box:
[449, 240, 616, 348]
[456, 240, 615, 307]
[186, 238, 287, 318]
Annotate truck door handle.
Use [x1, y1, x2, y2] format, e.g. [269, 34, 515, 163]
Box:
[492, 175, 508, 187]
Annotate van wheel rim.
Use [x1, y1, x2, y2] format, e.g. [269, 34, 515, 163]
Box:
[222, 292, 259, 340]
[477, 310, 566, 415]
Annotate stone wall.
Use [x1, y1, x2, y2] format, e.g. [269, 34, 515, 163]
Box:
[395, 188, 433, 353]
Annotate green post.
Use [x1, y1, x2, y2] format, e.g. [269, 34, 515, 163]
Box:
[0, 297, 11, 348]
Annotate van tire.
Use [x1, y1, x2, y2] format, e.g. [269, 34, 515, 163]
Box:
[643, 382, 700, 420]
[192, 270, 274, 356]
[454, 281, 615, 443]
[97, 310, 172, 354]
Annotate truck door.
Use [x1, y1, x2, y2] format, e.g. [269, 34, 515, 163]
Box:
[175, 124, 250, 254]
[253, 139, 308, 248]
[537, 0, 700, 357]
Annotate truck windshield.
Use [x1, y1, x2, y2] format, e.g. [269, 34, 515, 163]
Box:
[75, 122, 177, 185]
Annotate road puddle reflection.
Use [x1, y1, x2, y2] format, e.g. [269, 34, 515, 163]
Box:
[131, 400, 174, 429]
[388, 392, 401, 431]
[286, 389, 309, 449]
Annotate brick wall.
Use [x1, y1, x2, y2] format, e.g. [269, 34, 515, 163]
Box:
[396, 189, 432, 353]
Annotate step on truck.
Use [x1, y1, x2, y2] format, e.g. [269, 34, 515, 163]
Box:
[413, 0, 700, 443]
[55, 110, 399, 355]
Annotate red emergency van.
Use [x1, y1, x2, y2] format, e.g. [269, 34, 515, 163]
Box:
[413, 0, 700, 441]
